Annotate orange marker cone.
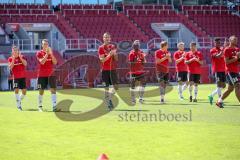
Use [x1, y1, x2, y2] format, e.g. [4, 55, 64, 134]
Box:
[97, 153, 109, 160]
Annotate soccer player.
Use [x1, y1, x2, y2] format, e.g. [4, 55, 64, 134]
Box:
[128, 40, 146, 105]
[36, 39, 57, 112]
[8, 46, 27, 111]
[98, 32, 118, 110]
[174, 42, 188, 100]
[185, 42, 203, 102]
[208, 38, 226, 105]
[216, 35, 240, 108]
[155, 41, 172, 103]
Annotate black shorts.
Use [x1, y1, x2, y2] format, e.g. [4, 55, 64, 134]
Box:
[13, 78, 26, 89]
[157, 72, 169, 83]
[37, 76, 56, 89]
[188, 73, 201, 84]
[177, 71, 188, 82]
[215, 72, 226, 83]
[130, 73, 145, 81]
[102, 70, 118, 87]
[226, 72, 240, 86]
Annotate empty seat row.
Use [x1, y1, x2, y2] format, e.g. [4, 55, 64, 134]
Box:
[181, 5, 228, 11]
[0, 9, 54, 15]
[123, 4, 172, 10]
[0, 3, 49, 9]
[59, 4, 112, 10]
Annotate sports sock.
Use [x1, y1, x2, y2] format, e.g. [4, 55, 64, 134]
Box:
[15, 93, 21, 108]
[51, 94, 57, 107]
[38, 95, 43, 107]
[194, 86, 198, 99]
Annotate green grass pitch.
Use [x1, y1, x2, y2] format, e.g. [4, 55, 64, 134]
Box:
[0, 84, 240, 160]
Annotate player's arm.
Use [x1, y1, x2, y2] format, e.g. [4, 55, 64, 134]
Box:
[99, 52, 113, 63]
[8, 57, 15, 70]
[129, 54, 136, 66]
[167, 53, 172, 63]
[19, 53, 27, 66]
[185, 57, 195, 64]
[142, 54, 146, 63]
[225, 56, 238, 64]
[155, 55, 167, 64]
[213, 50, 224, 58]
[195, 58, 203, 65]
[175, 55, 184, 64]
[37, 52, 49, 65]
[48, 48, 57, 65]
[112, 49, 118, 61]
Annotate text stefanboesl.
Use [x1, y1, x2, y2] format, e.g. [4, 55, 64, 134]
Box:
[118, 110, 192, 122]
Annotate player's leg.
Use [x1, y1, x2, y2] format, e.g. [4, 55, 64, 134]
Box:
[177, 72, 184, 100]
[109, 70, 118, 109]
[13, 79, 22, 111]
[138, 74, 146, 103]
[193, 74, 201, 102]
[216, 84, 233, 108]
[217, 73, 236, 108]
[234, 82, 240, 102]
[193, 83, 198, 102]
[19, 78, 27, 101]
[37, 77, 47, 112]
[216, 72, 235, 108]
[102, 70, 112, 110]
[49, 76, 58, 112]
[158, 73, 168, 103]
[130, 75, 137, 105]
[160, 80, 166, 103]
[181, 72, 188, 92]
[188, 73, 194, 102]
[208, 73, 219, 104]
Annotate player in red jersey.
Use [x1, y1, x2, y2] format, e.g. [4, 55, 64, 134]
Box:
[128, 40, 146, 105]
[185, 42, 203, 102]
[208, 38, 226, 105]
[155, 41, 172, 103]
[98, 32, 118, 110]
[174, 42, 189, 100]
[216, 35, 240, 108]
[36, 39, 57, 112]
[8, 46, 27, 111]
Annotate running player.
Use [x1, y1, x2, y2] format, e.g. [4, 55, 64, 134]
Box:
[216, 35, 240, 108]
[128, 40, 146, 105]
[208, 38, 226, 105]
[98, 32, 118, 110]
[185, 42, 203, 102]
[174, 42, 188, 100]
[8, 46, 27, 111]
[155, 41, 172, 103]
[36, 39, 58, 112]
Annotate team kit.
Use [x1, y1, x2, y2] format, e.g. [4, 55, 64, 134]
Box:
[8, 34, 240, 111]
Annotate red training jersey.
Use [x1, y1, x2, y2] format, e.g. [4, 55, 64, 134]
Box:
[36, 50, 54, 77]
[155, 49, 170, 73]
[8, 56, 26, 79]
[98, 44, 117, 71]
[210, 47, 226, 73]
[185, 51, 203, 74]
[128, 49, 145, 75]
[224, 47, 240, 73]
[173, 50, 188, 72]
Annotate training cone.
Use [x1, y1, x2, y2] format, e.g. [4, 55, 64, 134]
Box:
[97, 153, 109, 160]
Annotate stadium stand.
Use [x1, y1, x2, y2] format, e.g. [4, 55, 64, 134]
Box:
[59, 4, 149, 42]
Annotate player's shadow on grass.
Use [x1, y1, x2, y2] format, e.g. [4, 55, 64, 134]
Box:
[144, 102, 198, 106]
[25, 109, 39, 112]
[54, 86, 173, 121]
